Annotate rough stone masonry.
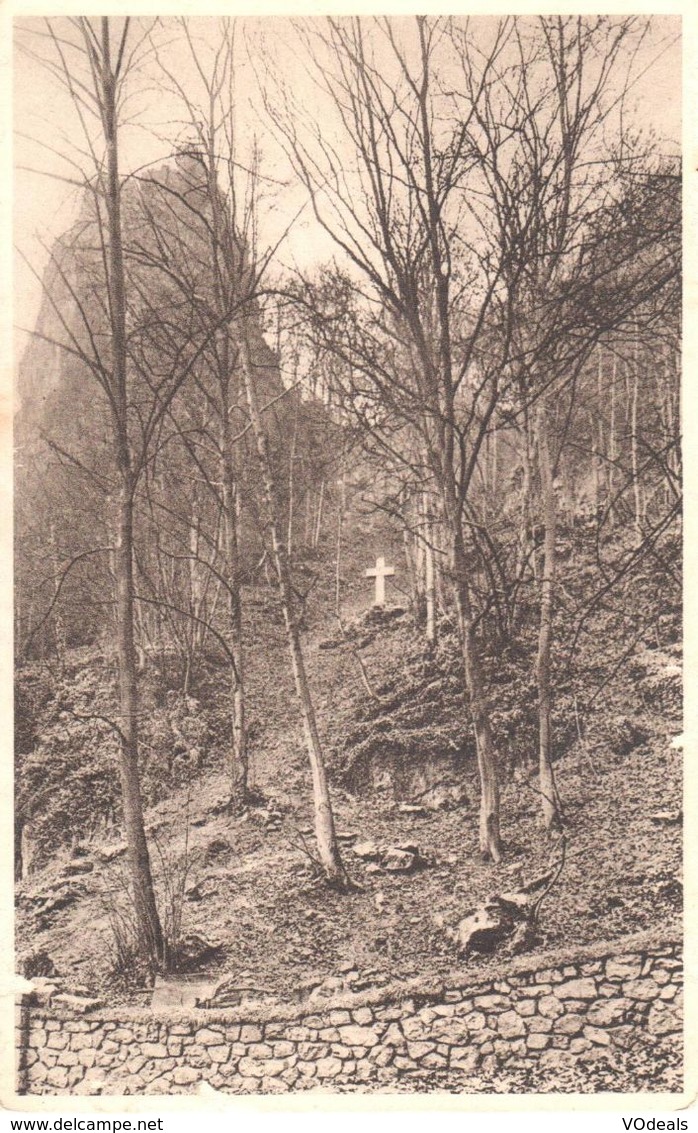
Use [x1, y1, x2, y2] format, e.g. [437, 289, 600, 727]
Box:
[15, 930, 682, 1096]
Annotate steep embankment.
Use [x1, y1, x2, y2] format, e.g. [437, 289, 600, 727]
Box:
[16, 550, 682, 1008]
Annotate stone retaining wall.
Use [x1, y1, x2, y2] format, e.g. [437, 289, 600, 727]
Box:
[16, 932, 682, 1095]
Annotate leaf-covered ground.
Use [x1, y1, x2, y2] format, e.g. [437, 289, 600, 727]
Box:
[16, 555, 682, 1010]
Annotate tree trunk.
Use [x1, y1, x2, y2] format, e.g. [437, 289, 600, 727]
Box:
[222, 452, 248, 814]
[218, 333, 248, 814]
[101, 18, 164, 968]
[631, 332, 642, 540]
[443, 487, 502, 862]
[535, 405, 562, 833]
[313, 479, 325, 549]
[115, 476, 166, 965]
[424, 494, 436, 647]
[238, 320, 346, 886]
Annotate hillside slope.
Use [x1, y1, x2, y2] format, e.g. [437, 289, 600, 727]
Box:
[16, 546, 682, 1008]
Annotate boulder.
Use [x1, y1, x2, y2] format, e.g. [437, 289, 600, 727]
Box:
[381, 847, 418, 873]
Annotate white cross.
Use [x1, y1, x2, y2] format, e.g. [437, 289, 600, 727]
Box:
[365, 556, 395, 606]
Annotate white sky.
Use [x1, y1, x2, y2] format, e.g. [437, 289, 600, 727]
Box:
[12, 15, 682, 360]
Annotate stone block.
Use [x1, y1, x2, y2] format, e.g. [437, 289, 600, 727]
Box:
[407, 1041, 435, 1059]
[623, 979, 661, 1001]
[435, 1017, 470, 1044]
[647, 1000, 682, 1036]
[553, 1013, 585, 1036]
[273, 1042, 295, 1058]
[316, 1056, 343, 1079]
[240, 1024, 263, 1043]
[47, 1032, 69, 1050]
[497, 1011, 526, 1039]
[337, 1024, 379, 1047]
[298, 1042, 328, 1060]
[46, 1065, 69, 1088]
[328, 1010, 352, 1025]
[527, 1016, 553, 1034]
[208, 1045, 230, 1064]
[297, 1061, 317, 1078]
[353, 1007, 374, 1025]
[587, 998, 631, 1026]
[556, 978, 597, 1000]
[526, 1033, 550, 1050]
[247, 1043, 273, 1058]
[171, 1069, 197, 1087]
[538, 995, 564, 1019]
[606, 959, 643, 981]
[261, 1076, 290, 1093]
[383, 1023, 405, 1048]
[583, 1026, 611, 1046]
[238, 1057, 286, 1078]
[581, 962, 604, 976]
[473, 993, 507, 1009]
[375, 1005, 403, 1022]
[421, 1052, 448, 1069]
[393, 1055, 415, 1071]
[56, 1051, 80, 1067]
[141, 1043, 168, 1059]
[401, 1017, 430, 1041]
[569, 1037, 593, 1054]
[372, 1046, 394, 1068]
[536, 969, 562, 984]
[652, 969, 672, 986]
[196, 1027, 225, 1045]
[78, 1049, 96, 1069]
[66, 1066, 84, 1088]
[516, 999, 536, 1017]
[450, 1047, 480, 1072]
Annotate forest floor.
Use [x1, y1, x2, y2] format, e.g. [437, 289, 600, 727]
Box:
[16, 544, 683, 1009]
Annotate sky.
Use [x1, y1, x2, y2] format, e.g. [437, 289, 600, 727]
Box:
[12, 14, 682, 364]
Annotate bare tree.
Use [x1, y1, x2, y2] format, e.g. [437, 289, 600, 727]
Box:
[452, 16, 679, 827]
[144, 18, 347, 880]
[259, 17, 513, 859]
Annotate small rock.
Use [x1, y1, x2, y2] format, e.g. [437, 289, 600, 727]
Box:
[97, 843, 127, 862]
[382, 847, 418, 872]
[353, 841, 380, 860]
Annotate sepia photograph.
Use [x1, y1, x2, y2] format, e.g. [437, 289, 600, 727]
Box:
[10, 11, 683, 1101]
